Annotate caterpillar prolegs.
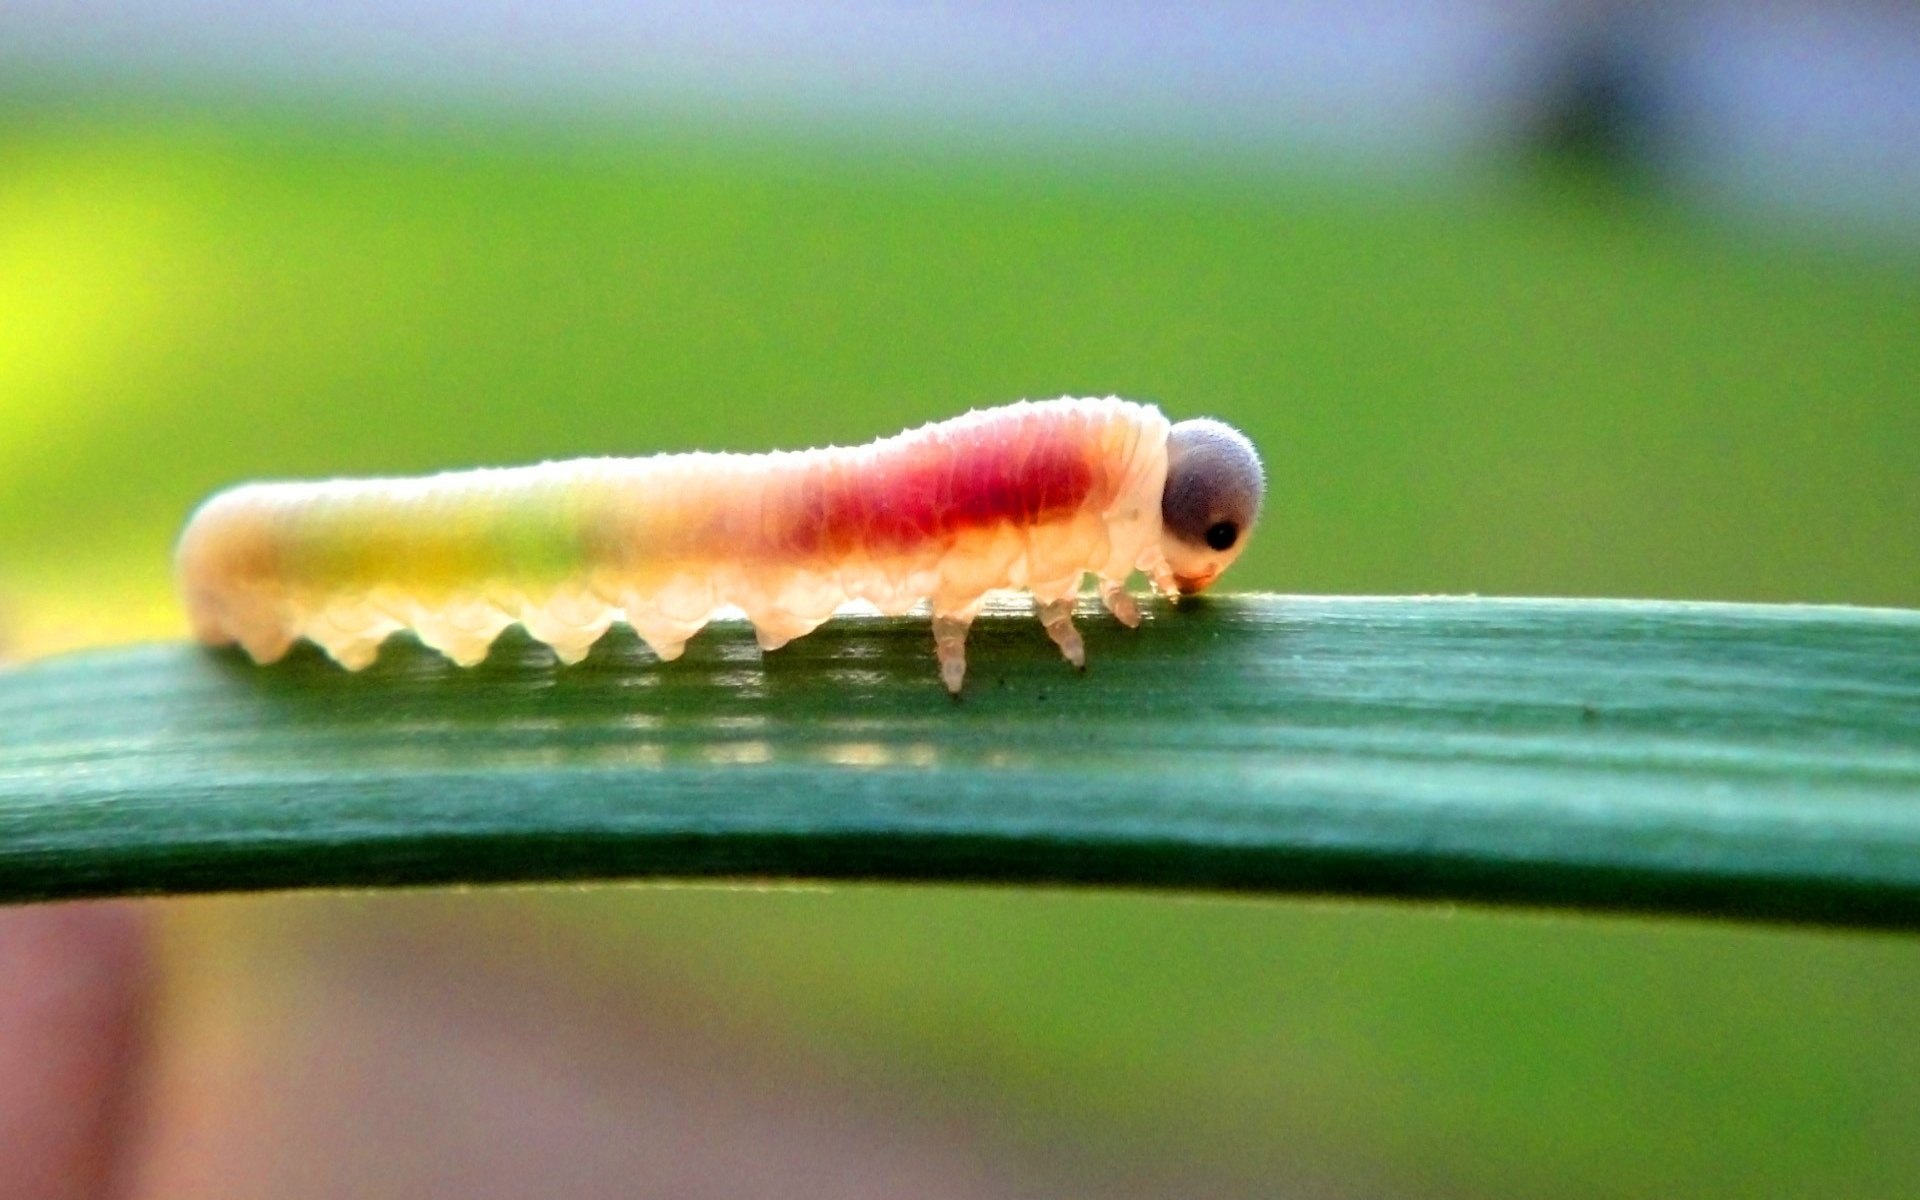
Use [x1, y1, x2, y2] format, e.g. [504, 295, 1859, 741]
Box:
[177, 398, 1265, 693]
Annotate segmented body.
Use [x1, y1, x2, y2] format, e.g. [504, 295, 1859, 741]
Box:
[177, 398, 1176, 689]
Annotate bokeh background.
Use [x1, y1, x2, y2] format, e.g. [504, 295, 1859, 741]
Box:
[4, 2, 1918, 1196]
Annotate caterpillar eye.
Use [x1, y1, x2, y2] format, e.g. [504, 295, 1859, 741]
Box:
[1205, 521, 1238, 551]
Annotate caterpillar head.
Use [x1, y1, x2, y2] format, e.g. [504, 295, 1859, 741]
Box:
[1158, 418, 1265, 595]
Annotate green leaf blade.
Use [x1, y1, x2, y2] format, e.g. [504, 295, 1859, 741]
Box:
[3, 596, 1918, 926]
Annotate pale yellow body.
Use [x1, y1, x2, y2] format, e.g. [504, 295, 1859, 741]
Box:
[177, 398, 1177, 689]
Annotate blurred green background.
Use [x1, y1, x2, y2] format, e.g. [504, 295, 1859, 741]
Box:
[4, 6, 1920, 1195]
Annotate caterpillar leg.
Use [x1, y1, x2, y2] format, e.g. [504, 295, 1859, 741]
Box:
[931, 610, 976, 695]
[191, 588, 299, 664]
[1147, 561, 1182, 601]
[519, 590, 615, 665]
[233, 621, 296, 666]
[412, 601, 513, 668]
[751, 611, 828, 653]
[621, 594, 707, 663]
[322, 632, 388, 671]
[1098, 579, 1141, 629]
[304, 599, 402, 670]
[629, 621, 695, 662]
[1036, 597, 1086, 670]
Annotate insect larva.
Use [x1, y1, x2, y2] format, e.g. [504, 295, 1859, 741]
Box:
[176, 397, 1264, 693]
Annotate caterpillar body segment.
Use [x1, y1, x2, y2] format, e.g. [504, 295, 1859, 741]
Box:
[177, 397, 1265, 692]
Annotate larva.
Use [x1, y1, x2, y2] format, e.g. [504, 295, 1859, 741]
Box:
[176, 397, 1264, 693]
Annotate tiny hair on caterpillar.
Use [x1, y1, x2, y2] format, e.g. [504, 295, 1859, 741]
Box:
[176, 397, 1265, 693]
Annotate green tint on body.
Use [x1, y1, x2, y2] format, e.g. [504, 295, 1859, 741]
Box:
[280, 475, 592, 597]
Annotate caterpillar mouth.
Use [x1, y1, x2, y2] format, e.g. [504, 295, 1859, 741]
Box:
[1173, 571, 1217, 595]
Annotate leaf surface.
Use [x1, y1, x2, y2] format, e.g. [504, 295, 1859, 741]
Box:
[3, 596, 1917, 926]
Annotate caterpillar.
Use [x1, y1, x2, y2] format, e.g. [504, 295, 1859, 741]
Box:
[176, 397, 1265, 693]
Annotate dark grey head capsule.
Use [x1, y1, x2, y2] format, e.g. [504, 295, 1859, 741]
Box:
[1158, 418, 1265, 593]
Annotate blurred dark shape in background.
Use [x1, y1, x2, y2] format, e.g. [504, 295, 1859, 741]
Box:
[1522, 6, 1670, 185]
